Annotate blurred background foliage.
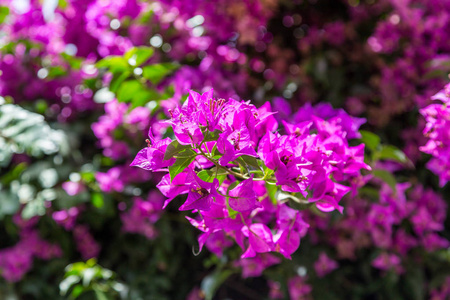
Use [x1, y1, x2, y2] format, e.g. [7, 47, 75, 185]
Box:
[0, 0, 449, 299]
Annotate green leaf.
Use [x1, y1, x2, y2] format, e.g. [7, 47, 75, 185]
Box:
[358, 186, 380, 200]
[423, 68, 446, 80]
[0, 190, 20, 218]
[403, 266, 424, 300]
[116, 80, 143, 103]
[142, 63, 178, 84]
[163, 140, 191, 160]
[81, 171, 95, 183]
[60, 275, 81, 296]
[125, 46, 154, 66]
[196, 169, 213, 182]
[61, 53, 84, 69]
[47, 66, 67, 78]
[168, 150, 196, 181]
[203, 129, 222, 142]
[109, 71, 131, 93]
[96, 56, 128, 72]
[129, 88, 160, 108]
[378, 145, 411, 166]
[58, 0, 68, 9]
[91, 193, 104, 208]
[265, 182, 277, 205]
[373, 168, 397, 192]
[82, 268, 96, 287]
[1, 162, 27, 185]
[70, 285, 84, 299]
[211, 143, 222, 160]
[0, 6, 9, 24]
[360, 130, 380, 152]
[21, 196, 46, 219]
[201, 270, 233, 300]
[197, 168, 227, 184]
[241, 155, 261, 170]
[0, 104, 69, 167]
[94, 289, 109, 300]
[276, 191, 302, 203]
[226, 181, 239, 193]
[226, 204, 238, 219]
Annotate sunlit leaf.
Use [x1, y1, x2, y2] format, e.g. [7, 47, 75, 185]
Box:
[142, 63, 178, 84]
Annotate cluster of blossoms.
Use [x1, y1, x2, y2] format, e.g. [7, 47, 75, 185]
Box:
[261, 180, 450, 299]
[92, 99, 151, 160]
[0, 0, 265, 104]
[1, 0, 450, 297]
[360, 0, 450, 164]
[120, 192, 164, 239]
[306, 181, 449, 275]
[92, 99, 154, 194]
[0, 216, 61, 282]
[72, 224, 101, 260]
[420, 83, 450, 186]
[1, 0, 145, 59]
[52, 206, 101, 260]
[132, 89, 370, 260]
[0, 0, 101, 119]
[142, 0, 283, 103]
[245, 0, 450, 165]
[366, 0, 450, 117]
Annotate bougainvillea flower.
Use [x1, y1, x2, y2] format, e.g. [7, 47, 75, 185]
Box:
[228, 177, 260, 212]
[130, 134, 175, 171]
[179, 171, 219, 211]
[241, 223, 274, 258]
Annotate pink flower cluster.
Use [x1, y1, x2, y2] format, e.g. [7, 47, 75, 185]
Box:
[120, 192, 164, 239]
[52, 207, 101, 261]
[0, 217, 61, 282]
[131, 89, 369, 260]
[288, 276, 313, 300]
[420, 83, 450, 186]
[52, 206, 81, 230]
[92, 100, 151, 160]
[307, 182, 449, 275]
[92, 100, 152, 193]
[73, 225, 101, 260]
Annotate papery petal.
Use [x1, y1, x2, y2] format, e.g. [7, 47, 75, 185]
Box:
[247, 223, 274, 253]
[229, 177, 260, 212]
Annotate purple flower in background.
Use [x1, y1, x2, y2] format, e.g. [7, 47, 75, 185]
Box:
[238, 253, 281, 278]
[121, 193, 164, 239]
[0, 229, 61, 282]
[73, 225, 101, 260]
[52, 207, 80, 231]
[96, 167, 124, 193]
[420, 83, 450, 186]
[372, 253, 403, 274]
[314, 252, 338, 277]
[288, 276, 312, 300]
[62, 181, 86, 196]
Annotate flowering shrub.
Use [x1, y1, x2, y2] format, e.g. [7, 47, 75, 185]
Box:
[131, 89, 370, 260]
[0, 0, 449, 299]
[421, 83, 450, 186]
